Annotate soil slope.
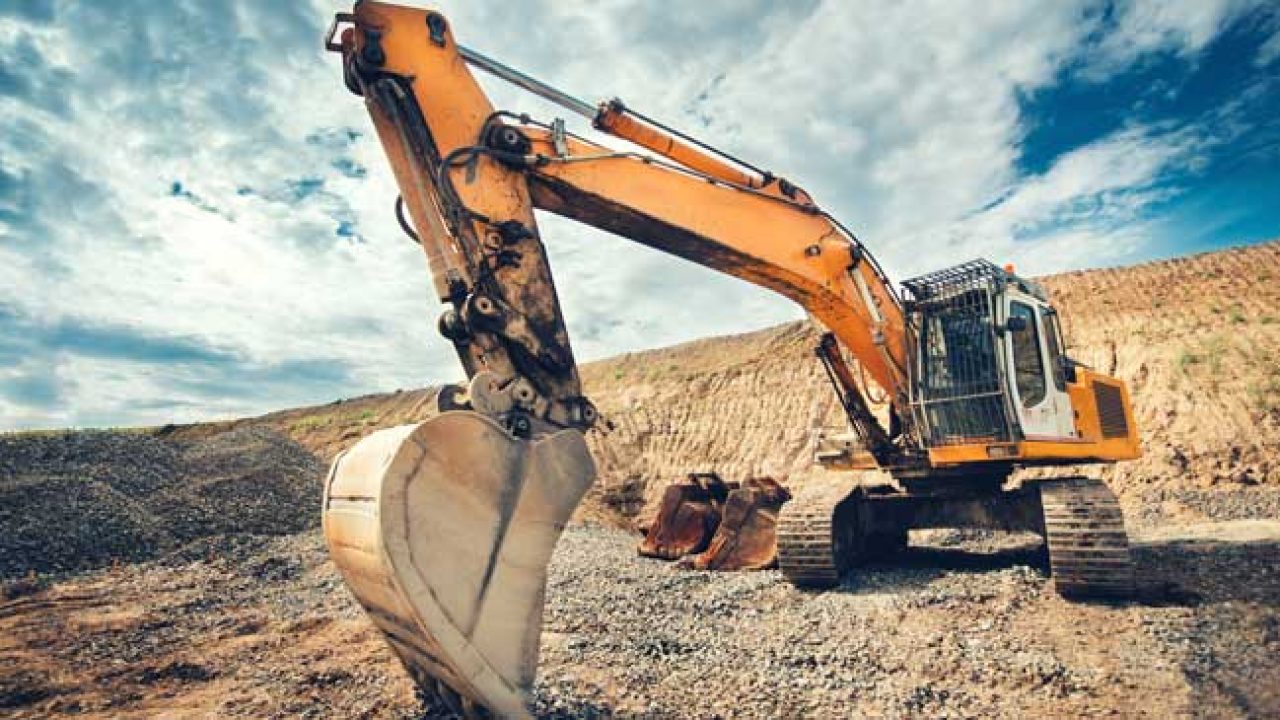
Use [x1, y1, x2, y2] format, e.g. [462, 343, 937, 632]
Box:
[582, 241, 1280, 523]
[166, 240, 1280, 528]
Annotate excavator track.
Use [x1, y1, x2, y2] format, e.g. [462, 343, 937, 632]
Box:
[1039, 477, 1135, 599]
[777, 483, 858, 588]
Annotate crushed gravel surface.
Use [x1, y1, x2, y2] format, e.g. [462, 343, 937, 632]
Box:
[2, 428, 1278, 718]
[528, 524, 1280, 719]
[4, 520, 1279, 719]
[0, 427, 324, 578]
[1130, 486, 1280, 527]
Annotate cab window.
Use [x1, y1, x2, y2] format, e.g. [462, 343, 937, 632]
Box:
[1043, 309, 1068, 391]
[1010, 302, 1046, 407]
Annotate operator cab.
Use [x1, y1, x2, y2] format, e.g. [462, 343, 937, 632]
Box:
[902, 260, 1076, 449]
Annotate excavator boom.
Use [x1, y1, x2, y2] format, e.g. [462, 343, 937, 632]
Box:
[328, 3, 912, 439]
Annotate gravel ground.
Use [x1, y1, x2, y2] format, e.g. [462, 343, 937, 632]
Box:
[1129, 486, 1280, 527]
[0, 427, 323, 578]
[2, 427, 1278, 718]
[528, 523, 1280, 719]
[4, 519, 1278, 719]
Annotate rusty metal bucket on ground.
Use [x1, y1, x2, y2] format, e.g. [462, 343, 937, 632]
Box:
[322, 411, 595, 719]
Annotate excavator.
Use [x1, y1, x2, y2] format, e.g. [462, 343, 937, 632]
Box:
[320, 4, 1142, 717]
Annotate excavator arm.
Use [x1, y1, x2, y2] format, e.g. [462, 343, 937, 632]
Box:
[330, 3, 912, 451]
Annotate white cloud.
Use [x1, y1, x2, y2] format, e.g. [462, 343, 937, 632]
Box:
[1256, 15, 1280, 66]
[0, 0, 1275, 427]
[0, 2, 460, 427]
[912, 125, 1206, 276]
[1088, 0, 1255, 73]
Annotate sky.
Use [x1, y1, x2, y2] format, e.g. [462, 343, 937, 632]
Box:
[1, 0, 1278, 429]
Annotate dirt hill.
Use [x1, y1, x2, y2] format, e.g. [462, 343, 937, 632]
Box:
[585, 241, 1280, 522]
[172, 239, 1280, 527]
[1041, 242, 1280, 489]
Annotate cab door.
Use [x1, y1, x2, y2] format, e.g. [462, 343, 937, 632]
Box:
[1004, 296, 1076, 439]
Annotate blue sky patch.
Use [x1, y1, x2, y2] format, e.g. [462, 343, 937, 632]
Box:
[168, 180, 226, 216]
[285, 177, 326, 203]
[331, 157, 367, 179]
[1012, 8, 1280, 256]
[0, 1, 57, 24]
[1019, 11, 1280, 176]
[305, 127, 363, 150]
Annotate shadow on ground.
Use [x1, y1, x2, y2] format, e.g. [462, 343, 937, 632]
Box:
[830, 526, 1280, 608]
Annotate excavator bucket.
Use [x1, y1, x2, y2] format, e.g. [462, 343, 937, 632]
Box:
[638, 473, 735, 561]
[691, 477, 792, 571]
[322, 411, 595, 719]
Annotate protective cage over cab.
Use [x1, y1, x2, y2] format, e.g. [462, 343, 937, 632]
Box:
[902, 260, 1140, 465]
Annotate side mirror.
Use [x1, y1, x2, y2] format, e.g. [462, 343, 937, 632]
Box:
[1005, 316, 1029, 333]
[1059, 355, 1079, 383]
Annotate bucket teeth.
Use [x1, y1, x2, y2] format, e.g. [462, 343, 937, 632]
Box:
[323, 412, 595, 719]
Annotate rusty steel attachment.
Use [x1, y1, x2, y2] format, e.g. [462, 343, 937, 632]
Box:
[638, 473, 734, 561]
[691, 478, 792, 572]
[322, 412, 595, 719]
[638, 474, 792, 572]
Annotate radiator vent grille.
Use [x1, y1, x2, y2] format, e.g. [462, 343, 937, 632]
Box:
[1093, 382, 1129, 439]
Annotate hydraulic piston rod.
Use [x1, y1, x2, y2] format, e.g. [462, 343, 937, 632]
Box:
[458, 45, 597, 120]
[457, 44, 772, 191]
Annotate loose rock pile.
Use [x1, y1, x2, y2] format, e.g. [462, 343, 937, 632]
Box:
[0, 427, 324, 578]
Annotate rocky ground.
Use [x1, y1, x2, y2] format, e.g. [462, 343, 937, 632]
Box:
[0, 426, 323, 578]
[534, 519, 1280, 719]
[1, 428, 1277, 718]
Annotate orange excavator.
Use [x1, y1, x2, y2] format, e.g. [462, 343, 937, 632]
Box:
[321, 4, 1142, 717]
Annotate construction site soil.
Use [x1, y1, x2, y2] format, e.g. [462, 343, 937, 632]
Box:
[2, 241, 1279, 718]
